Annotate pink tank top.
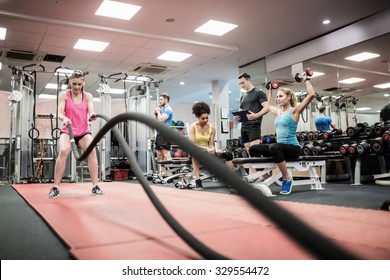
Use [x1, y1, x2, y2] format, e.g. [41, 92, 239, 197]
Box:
[61, 90, 90, 136]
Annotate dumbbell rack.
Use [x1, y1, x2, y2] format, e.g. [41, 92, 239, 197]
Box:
[298, 123, 390, 185]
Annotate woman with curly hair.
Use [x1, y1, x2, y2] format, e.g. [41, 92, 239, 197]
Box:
[189, 102, 233, 190]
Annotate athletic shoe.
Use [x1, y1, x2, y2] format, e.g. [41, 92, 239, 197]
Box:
[48, 186, 60, 198]
[193, 179, 204, 191]
[92, 185, 104, 195]
[229, 187, 238, 194]
[280, 178, 293, 195]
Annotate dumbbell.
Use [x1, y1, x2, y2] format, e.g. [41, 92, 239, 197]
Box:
[311, 141, 333, 155]
[306, 131, 316, 141]
[323, 128, 342, 139]
[298, 131, 309, 141]
[370, 137, 386, 155]
[374, 122, 386, 136]
[382, 131, 390, 142]
[364, 122, 382, 137]
[232, 147, 242, 158]
[385, 120, 390, 132]
[266, 80, 280, 90]
[302, 143, 315, 156]
[264, 134, 276, 144]
[294, 67, 314, 82]
[347, 142, 358, 155]
[346, 122, 368, 138]
[356, 140, 370, 155]
[339, 143, 350, 155]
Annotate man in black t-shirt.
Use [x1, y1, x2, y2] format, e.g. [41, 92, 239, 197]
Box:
[380, 102, 390, 122]
[234, 73, 269, 150]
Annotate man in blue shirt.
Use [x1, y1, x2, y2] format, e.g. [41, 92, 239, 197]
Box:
[314, 107, 336, 131]
[154, 93, 173, 175]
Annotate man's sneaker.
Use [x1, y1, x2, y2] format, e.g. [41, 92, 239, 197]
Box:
[92, 185, 104, 195]
[280, 178, 293, 195]
[229, 186, 238, 194]
[48, 186, 60, 198]
[193, 179, 204, 191]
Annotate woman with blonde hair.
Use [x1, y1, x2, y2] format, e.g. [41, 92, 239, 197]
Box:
[249, 72, 315, 194]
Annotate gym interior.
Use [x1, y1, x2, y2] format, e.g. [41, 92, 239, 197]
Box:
[0, 1, 390, 262]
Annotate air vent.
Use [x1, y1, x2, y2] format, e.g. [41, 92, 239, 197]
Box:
[4, 49, 46, 62]
[43, 54, 65, 63]
[323, 87, 340, 92]
[131, 63, 171, 75]
[323, 87, 357, 93]
[6, 49, 35, 61]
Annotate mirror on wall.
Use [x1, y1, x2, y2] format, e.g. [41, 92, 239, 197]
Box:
[237, 33, 390, 133]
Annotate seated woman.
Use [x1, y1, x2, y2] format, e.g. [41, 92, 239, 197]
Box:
[188, 102, 234, 191]
[249, 72, 315, 195]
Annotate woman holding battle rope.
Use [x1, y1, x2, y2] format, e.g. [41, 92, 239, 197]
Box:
[48, 71, 103, 198]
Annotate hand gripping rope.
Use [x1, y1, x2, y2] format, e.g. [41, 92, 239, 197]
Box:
[67, 113, 357, 260]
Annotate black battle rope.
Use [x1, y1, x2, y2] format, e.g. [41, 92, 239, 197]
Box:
[67, 112, 357, 260]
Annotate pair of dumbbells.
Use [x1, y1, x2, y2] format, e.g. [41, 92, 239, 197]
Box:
[294, 67, 314, 83]
[346, 122, 369, 138]
[265, 80, 280, 90]
[302, 140, 332, 156]
[323, 128, 343, 139]
[232, 147, 249, 158]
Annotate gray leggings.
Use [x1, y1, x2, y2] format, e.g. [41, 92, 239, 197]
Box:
[249, 143, 301, 163]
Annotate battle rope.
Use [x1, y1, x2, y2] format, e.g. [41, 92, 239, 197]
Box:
[67, 112, 357, 260]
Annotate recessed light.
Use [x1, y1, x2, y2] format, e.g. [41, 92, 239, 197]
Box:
[195, 20, 238, 36]
[45, 83, 67, 89]
[356, 107, 371, 111]
[322, 19, 330, 25]
[311, 71, 325, 78]
[74, 39, 109, 52]
[39, 94, 57, 99]
[338, 77, 365, 84]
[0, 27, 6, 40]
[180, 82, 185, 85]
[374, 82, 390, 89]
[345, 52, 380, 62]
[95, 0, 141, 20]
[158, 51, 192, 62]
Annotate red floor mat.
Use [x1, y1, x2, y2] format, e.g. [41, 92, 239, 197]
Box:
[12, 182, 390, 259]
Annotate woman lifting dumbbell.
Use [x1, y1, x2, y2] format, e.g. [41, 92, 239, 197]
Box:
[249, 69, 315, 195]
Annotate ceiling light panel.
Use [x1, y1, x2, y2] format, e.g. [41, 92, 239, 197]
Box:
[158, 51, 192, 62]
[195, 20, 238, 36]
[373, 82, 390, 89]
[95, 0, 141, 20]
[74, 39, 109, 52]
[338, 77, 365, 84]
[0, 27, 6, 40]
[345, 52, 380, 62]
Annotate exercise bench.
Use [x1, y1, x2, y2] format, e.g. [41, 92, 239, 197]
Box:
[232, 155, 328, 197]
[153, 158, 192, 184]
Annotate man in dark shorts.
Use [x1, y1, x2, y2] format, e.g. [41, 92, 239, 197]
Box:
[154, 93, 173, 175]
[234, 73, 269, 151]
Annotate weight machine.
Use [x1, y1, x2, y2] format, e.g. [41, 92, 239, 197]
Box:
[7, 65, 37, 183]
[125, 76, 161, 176]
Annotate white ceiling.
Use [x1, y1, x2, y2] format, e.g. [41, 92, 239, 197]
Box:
[0, 0, 389, 112]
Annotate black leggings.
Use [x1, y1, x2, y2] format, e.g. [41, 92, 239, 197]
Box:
[249, 143, 301, 163]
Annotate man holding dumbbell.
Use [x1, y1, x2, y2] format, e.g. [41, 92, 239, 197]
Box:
[234, 73, 269, 153]
[314, 106, 336, 132]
